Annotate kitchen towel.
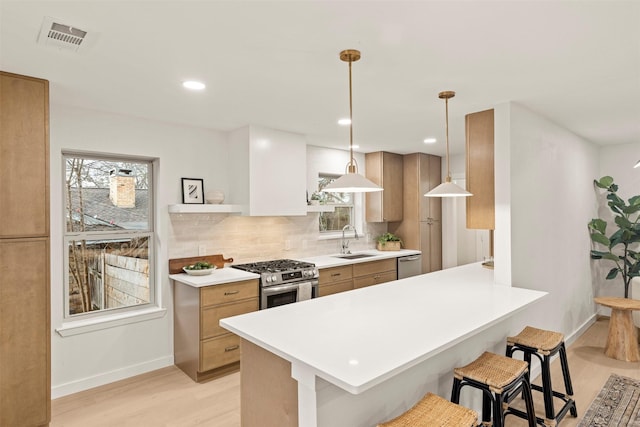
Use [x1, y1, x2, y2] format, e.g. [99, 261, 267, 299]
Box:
[297, 282, 312, 302]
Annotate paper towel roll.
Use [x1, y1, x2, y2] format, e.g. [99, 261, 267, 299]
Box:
[297, 282, 312, 302]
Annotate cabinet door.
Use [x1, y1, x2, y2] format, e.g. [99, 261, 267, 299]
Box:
[0, 73, 49, 238]
[201, 279, 259, 307]
[365, 151, 403, 222]
[466, 109, 495, 230]
[201, 299, 259, 340]
[319, 280, 353, 297]
[319, 265, 353, 285]
[353, 271, 397, 289]
[353, 258, 396, 277]
[0, 238, 50, 427]
[201, 334, 242, 371]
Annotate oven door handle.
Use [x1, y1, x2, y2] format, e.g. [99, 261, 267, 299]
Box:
[262, 283, 300, 296]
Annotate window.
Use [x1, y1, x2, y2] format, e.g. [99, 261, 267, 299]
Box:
[317, 174, 354, 232]
[63, 153, 155, 318]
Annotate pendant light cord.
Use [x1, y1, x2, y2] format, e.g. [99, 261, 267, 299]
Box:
[348, 55, 355, 173]
[445, 95, 451, 182]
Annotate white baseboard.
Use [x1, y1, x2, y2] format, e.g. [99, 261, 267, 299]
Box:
[52, 355, 174, 399]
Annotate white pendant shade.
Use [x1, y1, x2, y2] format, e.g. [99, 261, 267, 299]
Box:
[321, 172, 383, 193]
[424, 180, 472, 197]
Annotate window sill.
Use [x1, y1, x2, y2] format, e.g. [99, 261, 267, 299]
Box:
[56, 306, 167, 337]
[317, 232, 343, 241]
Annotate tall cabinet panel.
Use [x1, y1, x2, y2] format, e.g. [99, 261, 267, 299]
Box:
[465, 109, 495, 230]
[389, 153, 442, 274]
[365, 151, 403, 222]
[0, 71, 50, 426]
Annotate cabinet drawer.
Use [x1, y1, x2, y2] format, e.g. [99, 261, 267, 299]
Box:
[319, 265, 353, 285]
[201, 298, 259, 340]
[200, 334, 241, 372]
[353, 258, 396, 277]
[319, 280, 353, 297]
[201, 279, 259, 307]
[353, 270, 397, 289]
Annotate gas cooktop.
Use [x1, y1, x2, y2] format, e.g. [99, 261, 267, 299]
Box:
[231, 259, 315, 274]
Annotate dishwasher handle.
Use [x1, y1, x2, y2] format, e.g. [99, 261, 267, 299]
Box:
[399, 255, 421, 262]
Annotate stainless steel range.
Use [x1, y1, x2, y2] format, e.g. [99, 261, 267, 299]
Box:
[232, 259, 319, 309]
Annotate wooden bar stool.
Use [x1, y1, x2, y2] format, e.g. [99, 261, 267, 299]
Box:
[451, 351, 537, 427]
[377, 392, 478, 427]
[506, 326, 577, 426]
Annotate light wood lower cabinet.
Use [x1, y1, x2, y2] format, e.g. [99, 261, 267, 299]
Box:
[173, 279, 259, 382]
[353, 258, 397, 289]
[319, 265, 353, 296]
[319, 259, 397, 295]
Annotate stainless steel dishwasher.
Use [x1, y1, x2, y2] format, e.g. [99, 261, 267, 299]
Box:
[397, 254, 422, 279]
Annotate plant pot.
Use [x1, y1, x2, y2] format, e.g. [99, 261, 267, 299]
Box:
[377, 241, 401, 251]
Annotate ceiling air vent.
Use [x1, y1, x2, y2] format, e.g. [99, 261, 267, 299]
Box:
[37, 17, 89, 52]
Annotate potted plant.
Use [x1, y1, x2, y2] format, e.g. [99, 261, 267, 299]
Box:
[588, 176, 640, 298]
[309, 191, 322, 205]
[376, 232, 403, 251]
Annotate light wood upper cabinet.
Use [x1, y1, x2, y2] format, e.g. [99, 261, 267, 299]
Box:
[365, 151, 403, 222]
[466, 109, 495, 230]
[0, 72, 49, 238]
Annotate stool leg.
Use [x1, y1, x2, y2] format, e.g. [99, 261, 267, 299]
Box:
[521, 376, 537, 427]
[451, 377, 462, 404]
[559, 343, 578, 417]
[541, 355, 555, 422]
[482, 390, 492, 426]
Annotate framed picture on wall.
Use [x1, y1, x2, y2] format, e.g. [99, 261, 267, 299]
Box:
[181, 178, 204, 204]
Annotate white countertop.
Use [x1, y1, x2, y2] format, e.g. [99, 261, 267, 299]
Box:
[169, 267, 259, 287]
[169, 249, 421, 287]
[220, 262, 547, 394]
[300, 249, 421, 269]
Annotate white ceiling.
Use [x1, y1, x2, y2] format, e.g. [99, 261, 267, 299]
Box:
[1, 1, 639, 157]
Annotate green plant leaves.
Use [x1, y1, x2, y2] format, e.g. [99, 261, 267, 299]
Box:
[590, 175, 640, 298]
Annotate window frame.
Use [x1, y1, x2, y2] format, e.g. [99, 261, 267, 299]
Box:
[318, 173, 355, 235]
[61, 151, 157, 321]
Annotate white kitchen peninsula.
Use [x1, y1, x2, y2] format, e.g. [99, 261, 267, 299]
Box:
[220, 262, 547, 427]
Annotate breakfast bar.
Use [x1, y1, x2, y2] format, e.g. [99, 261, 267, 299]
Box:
[220, 262, 547, 427]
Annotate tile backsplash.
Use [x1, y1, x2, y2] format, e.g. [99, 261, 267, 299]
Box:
[168, 213, 387, 263]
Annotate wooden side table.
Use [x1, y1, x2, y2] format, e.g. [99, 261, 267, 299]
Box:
[594, 297, 640, 362]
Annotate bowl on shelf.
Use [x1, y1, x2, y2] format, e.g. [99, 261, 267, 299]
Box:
[205, 190, 225, 204]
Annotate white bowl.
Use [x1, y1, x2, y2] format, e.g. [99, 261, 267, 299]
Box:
[183, 266, 217, 276]
[205, 190, 225, 204]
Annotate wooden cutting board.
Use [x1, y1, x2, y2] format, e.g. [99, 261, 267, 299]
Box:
[168, 254, 234, 274]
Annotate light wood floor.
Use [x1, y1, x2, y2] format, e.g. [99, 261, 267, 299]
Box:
[51, 317, 640, 427]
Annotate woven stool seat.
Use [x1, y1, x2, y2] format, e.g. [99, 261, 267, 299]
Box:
[507, 326, 564, 355]
[377, 392, 477, 427]
[452, 352, 537, 427]
[506, 326, 577, 426]
[454, 351, 528, 394]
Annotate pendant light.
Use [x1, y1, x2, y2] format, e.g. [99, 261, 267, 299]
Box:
[634, 160, 640, 168]
[322, 49, 382, 193]
[425, 91, 472, 197]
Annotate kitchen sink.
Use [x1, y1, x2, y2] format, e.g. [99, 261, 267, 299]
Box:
[333, 253, 376, 260]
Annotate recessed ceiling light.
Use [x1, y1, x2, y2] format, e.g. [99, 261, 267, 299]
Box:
[423, 137, 437, 144]
[338, 118, 351, 126]
[182, 80, 206, 90]
[351, 145, 360, 150]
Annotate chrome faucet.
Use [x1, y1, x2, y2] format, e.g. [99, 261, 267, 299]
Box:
[341, 224, 359, 254]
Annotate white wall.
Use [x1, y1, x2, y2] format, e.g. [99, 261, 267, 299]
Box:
[498, 102, 599, 335]
[50, 105, 229, 397]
